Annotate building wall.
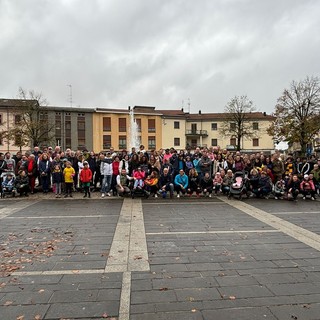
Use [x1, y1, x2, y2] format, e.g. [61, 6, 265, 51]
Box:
[93, 111, 163, 152]
[161, 118, 186, 149]
[186, 119, 274, 152]
[0, 106, 94, 153]
[0, 107, 29, 154]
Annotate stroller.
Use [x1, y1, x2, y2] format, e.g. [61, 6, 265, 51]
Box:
[1, 172, 16, 198]
[228, 171, 249, 200]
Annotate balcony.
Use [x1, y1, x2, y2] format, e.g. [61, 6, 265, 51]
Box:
[185, 129, 208, 137]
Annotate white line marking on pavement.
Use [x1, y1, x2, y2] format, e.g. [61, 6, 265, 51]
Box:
[146, 229, 281, 235]
[119, 271, 131, 320]
[105, 198, 149, 273]
[221, 198, 320, 251]
[270, 211, 320, 215]
[5, 215, 107, 219]
[13, 269, 105, 276]
[0, 200, 40, 219]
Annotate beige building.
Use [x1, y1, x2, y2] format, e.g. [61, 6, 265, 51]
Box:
[92, 106, 163, 152]
[160, 109, 187, 150]
[185, 112, 275, 153]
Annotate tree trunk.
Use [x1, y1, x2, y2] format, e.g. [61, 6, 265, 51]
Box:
[237, 135, 241, 151]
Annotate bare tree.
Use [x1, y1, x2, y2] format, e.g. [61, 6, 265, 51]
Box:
[219, 95, 257, 151]
[7, 88, 55, 148]
[268, 76, 320, 155]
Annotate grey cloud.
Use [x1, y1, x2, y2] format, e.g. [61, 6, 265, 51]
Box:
[0, 0, 319, 112]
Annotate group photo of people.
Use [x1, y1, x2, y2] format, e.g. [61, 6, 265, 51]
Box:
[0, 145, 319, 201]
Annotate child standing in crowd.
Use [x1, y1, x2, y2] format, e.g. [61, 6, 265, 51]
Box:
[63, 161, 75, 198]
[52, 164, 63, 198]
[80, 161, 93, 198]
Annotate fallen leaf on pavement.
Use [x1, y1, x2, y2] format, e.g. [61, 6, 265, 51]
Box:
[38, 289, 45, 293]
[159, 287, 168, 291]
[16, 316, 24, 320]
[102, 313, 108, 318]
[4, 300, 13, 306]
[191, 309, 197, 312]
[34, 315, 41, 320]
[72, 270, 79, 274]
[229, 296, 236, 300]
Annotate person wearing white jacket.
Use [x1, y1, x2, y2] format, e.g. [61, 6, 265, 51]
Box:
[100, 152, 113, 197]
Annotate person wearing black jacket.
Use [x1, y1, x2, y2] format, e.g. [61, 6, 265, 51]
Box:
[159, 168, 174, 199]
[14, 170, 29, 196]
[252, 171, 272, 199]
[0, 153, 8, 182]
[287, 174, 301, 201]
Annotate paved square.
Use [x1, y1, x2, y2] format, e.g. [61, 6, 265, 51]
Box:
[0, 195, 320, 319]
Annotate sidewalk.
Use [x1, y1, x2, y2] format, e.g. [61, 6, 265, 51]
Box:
[1, 197, 320, 319]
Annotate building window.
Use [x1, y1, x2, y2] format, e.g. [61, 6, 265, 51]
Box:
[135, 118, 141, 132]
[65, 113, 71, 149]
[253, 122, 259, 130]
[119, 135, 127, 149]
[148, 119, 156, 132]
[230, 123, 236, 130]
[211, 139, 218, 146]
[103, 135, 111, 149]
[77, 114, 86, 148]
[119, 118, 126, 132]
[55, 112, 62, 145]
[230, 138, 236, 146]
[253, 138, 259, 147]
[211, 123, 217, 131]
[148, 136, 156, 149]
[174, 137, 180, 146]
[174, 121, 180, 129]
[103, 117, 111, 131]
[15, 114, 21, 124]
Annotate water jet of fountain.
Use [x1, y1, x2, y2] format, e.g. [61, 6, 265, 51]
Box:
[129, 108, 140, 151]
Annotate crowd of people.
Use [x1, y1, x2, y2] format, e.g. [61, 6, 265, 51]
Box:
[0, 145, 319, 201]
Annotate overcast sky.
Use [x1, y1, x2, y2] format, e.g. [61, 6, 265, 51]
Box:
[1, 0, 319, 113]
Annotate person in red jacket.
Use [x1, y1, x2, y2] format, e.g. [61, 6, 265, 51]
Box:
[80, 161, 93, 198]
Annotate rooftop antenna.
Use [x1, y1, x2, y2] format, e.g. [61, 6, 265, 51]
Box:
[67, 84, 73, 107]
[187, 98, 191, 113]
[182, 99, 184, 109]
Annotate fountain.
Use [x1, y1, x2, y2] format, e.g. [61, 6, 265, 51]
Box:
[129, 107, 140, 151]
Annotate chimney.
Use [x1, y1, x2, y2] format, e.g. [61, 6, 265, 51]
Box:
[181, 108, 184, 112]
[128, 106, 131, 111]
[199, 110, 201, 115]
[263, 112, 266, 116]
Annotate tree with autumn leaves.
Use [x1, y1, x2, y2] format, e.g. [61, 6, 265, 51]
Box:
[268, 76, 320, 155]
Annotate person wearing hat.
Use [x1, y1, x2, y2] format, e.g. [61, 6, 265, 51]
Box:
[80, 161, 92, 198]
[300, 174, 316, 200]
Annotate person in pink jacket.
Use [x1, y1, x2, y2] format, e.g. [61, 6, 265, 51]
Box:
[300, 174, 316, 200]
[133, 167, 145, 190]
